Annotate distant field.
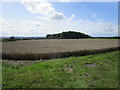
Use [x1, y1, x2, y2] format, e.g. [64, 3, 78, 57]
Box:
[2, 39, 119, 54]
[2, 39, 120, 60]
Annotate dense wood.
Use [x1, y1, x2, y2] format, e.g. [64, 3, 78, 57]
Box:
[46, 31, 91, 39]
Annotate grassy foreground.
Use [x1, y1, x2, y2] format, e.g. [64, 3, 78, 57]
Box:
[2, 50, 119, 88]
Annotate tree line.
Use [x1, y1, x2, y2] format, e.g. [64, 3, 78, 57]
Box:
[46, 31, 92, 39]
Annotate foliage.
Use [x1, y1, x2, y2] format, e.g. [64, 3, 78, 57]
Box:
[2, 36, 16, 42]
[92, 37, 120, 39]
[8, 36, 16, 41]
[2, 37, 46, 42]
[10, 36, 16, 40]
[46, 31, 92, 39]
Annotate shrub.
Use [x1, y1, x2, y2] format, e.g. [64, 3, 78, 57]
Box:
[9, 36, 16, 41]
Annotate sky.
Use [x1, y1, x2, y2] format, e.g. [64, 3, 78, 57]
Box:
[0, 0, 119, 37]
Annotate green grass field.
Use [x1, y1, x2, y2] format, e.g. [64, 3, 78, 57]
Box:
[2, 50, 119, 88]
[0, 59, 1, 89]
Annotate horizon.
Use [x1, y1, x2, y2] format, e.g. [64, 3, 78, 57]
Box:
[0, 1, 118, 37]
[0, 31, 120, 38]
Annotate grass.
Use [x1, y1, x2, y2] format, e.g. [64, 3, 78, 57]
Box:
[0, 59, 1, 89]
[2, 50, 119, 88]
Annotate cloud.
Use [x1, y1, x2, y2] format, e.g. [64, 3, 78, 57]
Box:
[22, 1, 55, 15]
[32, 21, 41, 26]
[30, 29, 37, 32]
[0, 13, 118, 37]
[49, 12, 66, 20]
[0, 17, 7, 24]
[1, 17, 118, 37]
[36, 16, 50, 21]
[36, 24, 40, 26]
[21, 0, 65, 20]
[67, 14, 75, 21]
[9, 25, 14, 28]
[79, 19, 90, 24]
[64, 19, 118, 37]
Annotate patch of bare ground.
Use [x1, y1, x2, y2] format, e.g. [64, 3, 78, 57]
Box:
[2, 60, 43, 66]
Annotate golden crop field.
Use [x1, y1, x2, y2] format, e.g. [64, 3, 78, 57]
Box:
[2, 39, 119, 54]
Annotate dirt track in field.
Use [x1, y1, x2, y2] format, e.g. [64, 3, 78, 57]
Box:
[2, 39, 119, 54]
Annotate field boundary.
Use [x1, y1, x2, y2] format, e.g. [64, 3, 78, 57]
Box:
[2, 47, 120, 60]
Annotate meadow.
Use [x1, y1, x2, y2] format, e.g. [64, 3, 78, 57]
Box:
[2, 39, 120, 60]
[2, 50, 119, 88]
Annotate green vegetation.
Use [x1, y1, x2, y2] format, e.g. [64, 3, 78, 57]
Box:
[2, 36, 46, 42]
[1, 34, 119, 42]
[9, 36, 16, 41]
[92, 37, 120, 39]
[0, 60, 1, 89]
[2, 36, 16, 42]
[46, 31, 91, 39]
[2, 50, 119, 88]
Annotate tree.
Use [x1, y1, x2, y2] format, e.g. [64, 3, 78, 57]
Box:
[46, 31, 92, 39]
[9, 36, 16, 41]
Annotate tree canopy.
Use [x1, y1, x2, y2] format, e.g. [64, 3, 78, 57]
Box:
[46, 31, 91, 39]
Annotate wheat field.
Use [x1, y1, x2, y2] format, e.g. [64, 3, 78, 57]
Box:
[2, 39, 119, 54]
[2, 39, 120, 60]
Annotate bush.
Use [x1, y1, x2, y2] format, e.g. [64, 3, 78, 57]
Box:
[9, 36, 16, 41]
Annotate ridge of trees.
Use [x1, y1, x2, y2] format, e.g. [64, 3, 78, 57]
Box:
[46, 31, 92, 39]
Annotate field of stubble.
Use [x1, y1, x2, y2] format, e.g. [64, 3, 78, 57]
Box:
[2, 39, 119, 54]
[2, 39, 120, 60]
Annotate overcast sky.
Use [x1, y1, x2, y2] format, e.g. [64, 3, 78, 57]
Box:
[0, 0, 118, 37]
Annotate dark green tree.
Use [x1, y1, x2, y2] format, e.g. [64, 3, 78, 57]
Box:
[9, 36, 16, 41]
[46, 31, 92, 39]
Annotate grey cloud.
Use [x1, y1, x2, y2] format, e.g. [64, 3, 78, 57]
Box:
[50, 12, 65, 20]
[30, 29, 36, 32]
[36, 24, 40, 26]
[107, 25, 113, 31]
[9, 26, 14, 28]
